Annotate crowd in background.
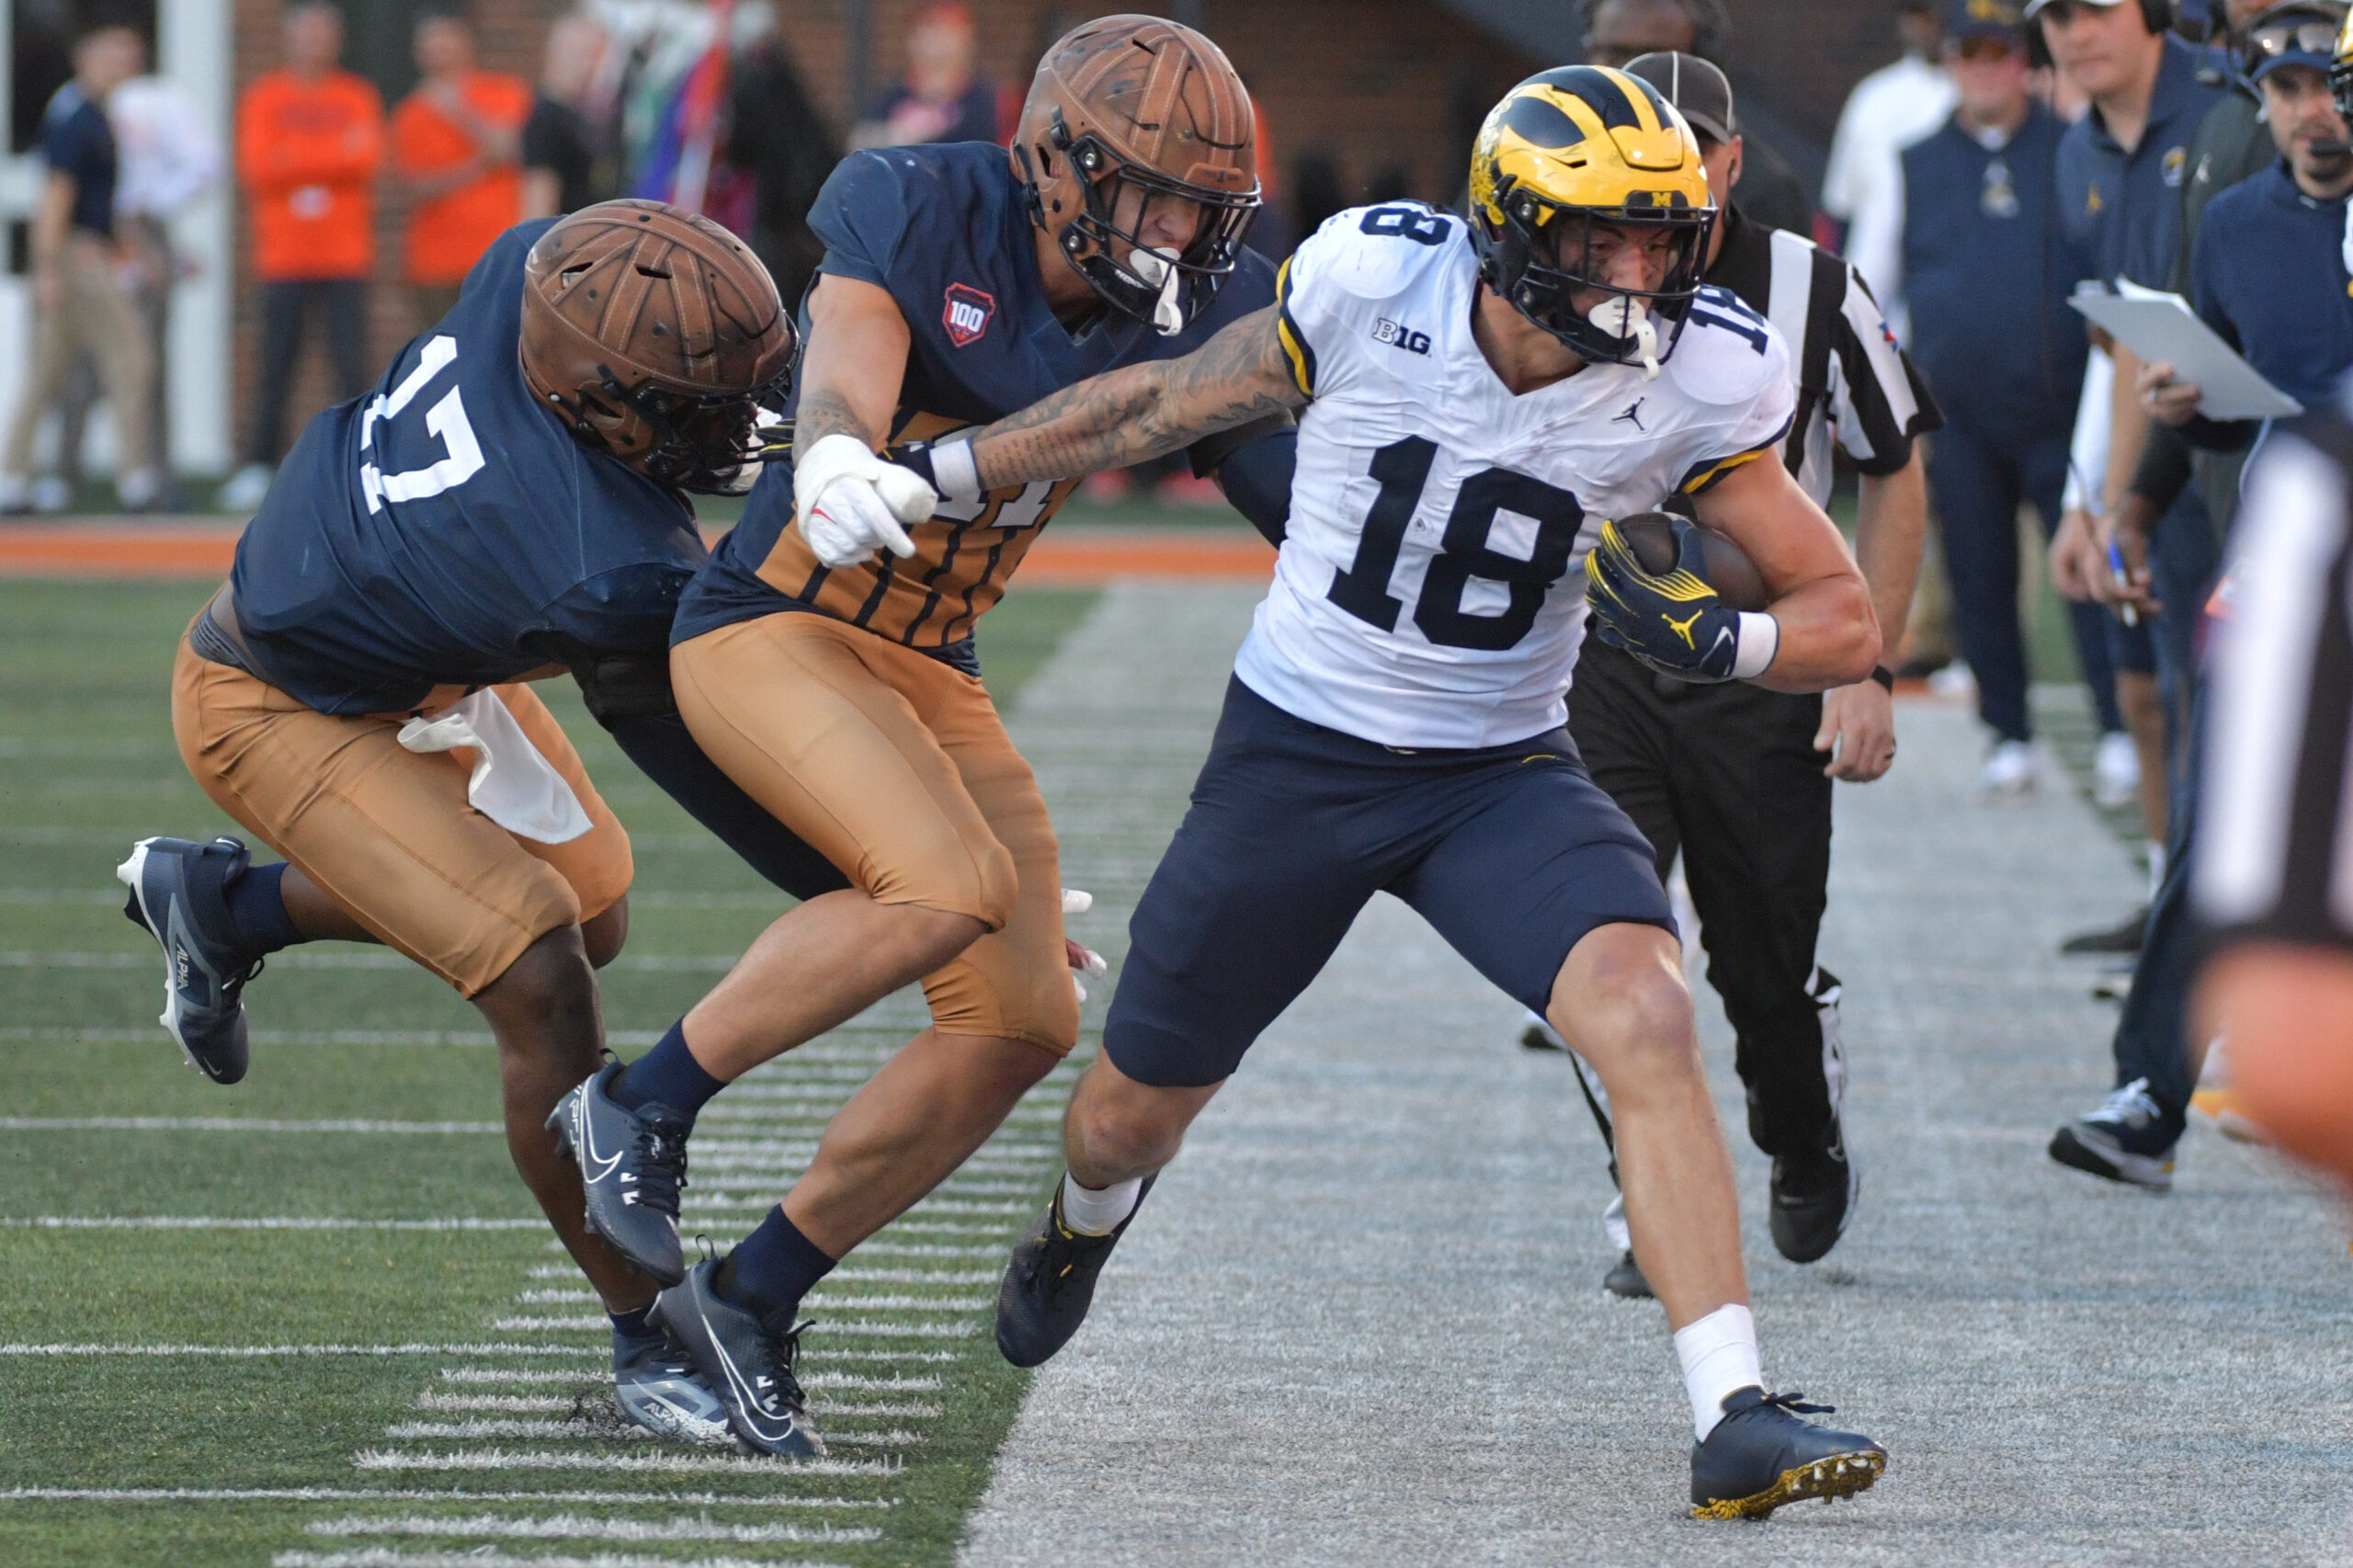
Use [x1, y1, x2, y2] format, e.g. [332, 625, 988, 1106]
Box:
[2, 0, 2346, 1186]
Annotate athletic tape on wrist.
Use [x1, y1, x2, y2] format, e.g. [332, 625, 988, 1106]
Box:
[1731, 611, 1779, 682]
[931, 439, 982, 504]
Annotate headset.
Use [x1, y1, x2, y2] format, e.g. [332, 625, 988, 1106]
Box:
[2026, 0, 2176, 68]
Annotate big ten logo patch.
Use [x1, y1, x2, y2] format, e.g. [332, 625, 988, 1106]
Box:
[1372, 317, 1431, 356]
[944, 283, 996, 347]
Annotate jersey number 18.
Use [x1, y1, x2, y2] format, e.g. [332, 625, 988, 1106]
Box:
[1326, 436, 1586, 651]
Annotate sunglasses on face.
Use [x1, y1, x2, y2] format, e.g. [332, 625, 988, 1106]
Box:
[2245, 16, 2343, 61]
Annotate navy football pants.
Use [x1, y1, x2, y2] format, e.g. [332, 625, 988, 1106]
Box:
[1105, 678, 1674, 1089]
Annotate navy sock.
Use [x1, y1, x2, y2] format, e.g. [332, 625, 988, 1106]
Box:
[222, 861, 302, 956]
[716, 1207, 835, 1330]
[612, 1019, 725, 1122]
[609, 1303, 660, 1364]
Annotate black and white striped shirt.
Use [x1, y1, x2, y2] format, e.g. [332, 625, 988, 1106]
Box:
[1704, 210, 1941, 506]
[2198, 410, 2353, 949]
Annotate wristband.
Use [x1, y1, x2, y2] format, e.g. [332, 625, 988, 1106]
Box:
[1730, 611, 1779, 681]
[929, 437, 983, 504]
[1868, 665, 1895, 693]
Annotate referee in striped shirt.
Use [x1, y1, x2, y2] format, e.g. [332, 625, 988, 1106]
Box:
[2194, 400, 2353, 1189]
[1540, 51, 1941, 1298]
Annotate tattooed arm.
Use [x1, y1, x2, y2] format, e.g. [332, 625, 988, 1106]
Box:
[794, 275, 912, 453]
[966, 307, 1308, 489]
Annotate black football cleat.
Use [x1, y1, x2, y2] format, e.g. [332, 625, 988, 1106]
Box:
[649, 1255, 824, 1458]
[995, 1175, 1154, 1368]
[548, 1060, 690, 1287]
[1770, 1147, 1859, 1265]
[1691, 1386, 1887, 1519]
[115, 835, 267, 1085]
[1603, 1248, 1654, 1299]
[2049, 1078, 2177, 1192]
[612, 1320, 730, 1445]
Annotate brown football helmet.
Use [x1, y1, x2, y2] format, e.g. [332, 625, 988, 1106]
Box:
[1010, 15, 1261, 331]
[520, 199, 794, 494]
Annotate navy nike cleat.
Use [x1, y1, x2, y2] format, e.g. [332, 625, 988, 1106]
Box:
[115, 835, 267, 1085]
[995, 1175, 1154, 1369]
[649, 1256, 824, 1458]
[612, 1322, 731, 1445]
[1770, 1147, 1859, 1265]
[1603, 1248, 1654, 1299]
[548, 1060, 688, 1287]
[2049, 1077, 2177, 1192]
[1690, 1386, 1887, 1519]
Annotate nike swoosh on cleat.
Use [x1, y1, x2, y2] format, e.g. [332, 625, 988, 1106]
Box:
[699, 1299, 795, 1445]
[574, 1096, 624, 1185]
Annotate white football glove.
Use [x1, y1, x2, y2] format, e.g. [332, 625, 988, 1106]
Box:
[793, 432, 938, 569]
[1063, 889, 1107, 1000]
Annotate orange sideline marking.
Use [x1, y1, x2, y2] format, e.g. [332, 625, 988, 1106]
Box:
[0, 521, 1277, 583]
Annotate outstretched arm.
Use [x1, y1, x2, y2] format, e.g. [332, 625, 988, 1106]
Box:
[961, 306, 1308, 490]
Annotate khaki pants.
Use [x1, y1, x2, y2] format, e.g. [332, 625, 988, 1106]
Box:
[672, 612, 1079, 1056]
[3, 234, 153, 480]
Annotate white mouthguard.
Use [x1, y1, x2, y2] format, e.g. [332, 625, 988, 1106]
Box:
[1589, 297, 1663, 381]
[1131, 245, 1186, 336]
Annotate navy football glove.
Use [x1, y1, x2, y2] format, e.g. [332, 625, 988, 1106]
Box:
[1584, 515, 1771, 684]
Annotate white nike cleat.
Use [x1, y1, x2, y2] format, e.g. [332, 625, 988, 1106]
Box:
[1981, 738, 2037, 798]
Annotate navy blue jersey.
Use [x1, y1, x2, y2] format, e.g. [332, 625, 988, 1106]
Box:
[41, 85, 116, 238]
[229, 221, 705, 714]
[675, 141, 1278, 657]
[2055, 36, 2224, 291]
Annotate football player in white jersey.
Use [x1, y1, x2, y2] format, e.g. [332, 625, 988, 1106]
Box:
[903, 66, 1888, 1517]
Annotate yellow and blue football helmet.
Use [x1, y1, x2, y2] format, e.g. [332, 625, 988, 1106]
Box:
[1468, 66, 1715, 370]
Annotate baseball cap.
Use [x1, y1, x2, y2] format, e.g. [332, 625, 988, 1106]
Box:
[2020, 0, 2131, 18]
[1622, 51, 1735, 145]
[1949, 0, 2028, 38]
[2240, 2, 2347, 83]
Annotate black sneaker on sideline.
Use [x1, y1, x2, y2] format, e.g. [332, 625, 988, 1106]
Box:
[1690, 1386, 1887, 1519]
[115, 835, 267, 1085]
[547, 1059, 689, 1286]
[649, 1255, 824, 1458]
[1602, 1249, 1654, 1299]
[1770, 1147, 1859, 1265]
[2049, 1078, 2177, 1191]
[995, 1175, 1154, 1368]
[2061, 907, 2149, 956]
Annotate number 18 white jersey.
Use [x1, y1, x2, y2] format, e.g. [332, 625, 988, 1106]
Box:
[1233, 204, 1798, 750]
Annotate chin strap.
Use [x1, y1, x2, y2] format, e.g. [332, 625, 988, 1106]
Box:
[1589, 298, 1663, 381]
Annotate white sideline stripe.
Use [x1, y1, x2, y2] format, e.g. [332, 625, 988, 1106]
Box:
[0, 1217, 543, 1232]
[275, 1544, 847, 1553]
[802, 1374, 943, 1392]
[801, 1348, 958, 1362]
[0, 1343, 602, 1358]
[416, 1393, 574, 1413]
[352, 1449, 895, 1477]
[441, 1369, 612, 1385]
[809, 1401, 941, 1418]
[304, 1514, 880, 1544]
[0, 1117, 502, 1135]
[0, 1489, 892, 1508]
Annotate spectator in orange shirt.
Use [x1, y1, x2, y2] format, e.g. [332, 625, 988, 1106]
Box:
[221, 2, 383, 514]
[392, 12, 529, 331]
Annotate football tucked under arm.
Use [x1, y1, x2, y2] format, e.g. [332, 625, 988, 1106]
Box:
[920, 307, 1309, 499]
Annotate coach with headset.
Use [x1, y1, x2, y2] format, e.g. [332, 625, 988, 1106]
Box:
[1531, 52, 1941, 1299]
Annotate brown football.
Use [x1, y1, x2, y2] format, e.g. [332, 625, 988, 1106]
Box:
[1614, 511, 1770, 611]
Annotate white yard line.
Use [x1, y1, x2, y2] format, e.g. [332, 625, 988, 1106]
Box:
[303, 1514, 879, 1544]
[0, 1118, 502, 1134]
[274, 1551, 845, 1568]
[0, 1217, 543, 1231]
[350, 1449, 895, 1477]
[0, 1343, 603, 1358]
[0, 1489, 892, 1507]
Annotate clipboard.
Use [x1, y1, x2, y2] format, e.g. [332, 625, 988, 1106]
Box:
[2070, 283, 2304, 423]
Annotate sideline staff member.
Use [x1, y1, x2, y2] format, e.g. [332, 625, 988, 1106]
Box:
[1533, 52, 1939, 1297]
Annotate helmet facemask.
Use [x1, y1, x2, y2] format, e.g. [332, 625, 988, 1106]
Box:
[590, 360, 796, 495]
[1031, 112, 1261, 335]
[1482, 177, 1711, 381]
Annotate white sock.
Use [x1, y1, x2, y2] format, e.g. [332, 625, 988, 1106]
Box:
[1058, 1172, 1142, 1236]
[1674, 1303, 1762, 1442]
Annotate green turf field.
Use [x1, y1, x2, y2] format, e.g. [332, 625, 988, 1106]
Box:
[0, 577, 1100, 1567]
